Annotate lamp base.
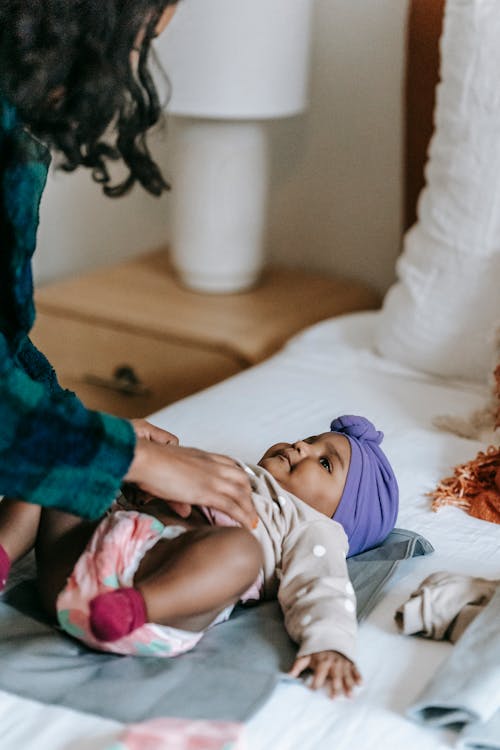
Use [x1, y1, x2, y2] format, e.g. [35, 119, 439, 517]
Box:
[169, 118, 270, 294]
[173, 268, 261, 294]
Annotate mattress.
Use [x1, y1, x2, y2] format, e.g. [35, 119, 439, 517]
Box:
[2, 311, 499, 750]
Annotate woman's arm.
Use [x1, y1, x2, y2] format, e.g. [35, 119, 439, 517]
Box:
[16, 334, 75, 398]
[0, 332, 136, 519]
[1, 333, 256, 527]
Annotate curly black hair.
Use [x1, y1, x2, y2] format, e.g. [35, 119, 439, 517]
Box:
[0, 0, 178, 196]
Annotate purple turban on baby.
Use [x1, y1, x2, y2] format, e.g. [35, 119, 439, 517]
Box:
[330, 415, 398, 557]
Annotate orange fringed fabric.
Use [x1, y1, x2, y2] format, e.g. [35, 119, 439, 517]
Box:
[495, 363, 500, 428]
[430, 358, 500, 524]
[429, 446, 500, 524]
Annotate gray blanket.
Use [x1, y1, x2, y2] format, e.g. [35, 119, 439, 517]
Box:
[0, 527, 432, 723]
[408, 586, 500, 750]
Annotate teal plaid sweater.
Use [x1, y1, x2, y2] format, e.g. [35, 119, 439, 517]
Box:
[0, 96, 136, 519]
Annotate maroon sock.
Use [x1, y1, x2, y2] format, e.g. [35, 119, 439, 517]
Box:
[89, 588, 147, 642]
[0, 545, 11, 592]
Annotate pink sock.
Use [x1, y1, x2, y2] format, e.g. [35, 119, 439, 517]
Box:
[89, 588, 147, 642]
[0, 545, 11, 592]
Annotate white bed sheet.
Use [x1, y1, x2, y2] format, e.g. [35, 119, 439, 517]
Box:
[2, 311, 499, 750]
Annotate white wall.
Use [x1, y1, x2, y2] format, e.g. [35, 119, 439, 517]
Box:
[33, 133, 171, 284]
[35, 0, 409, 295]
[266, 0, 408, 293]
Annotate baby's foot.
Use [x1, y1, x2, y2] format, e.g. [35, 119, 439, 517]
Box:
[89, 588, 147, 641]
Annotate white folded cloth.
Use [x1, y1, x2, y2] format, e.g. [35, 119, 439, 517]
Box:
[406, 585, 500, 749]
[395, 571, 498, 643]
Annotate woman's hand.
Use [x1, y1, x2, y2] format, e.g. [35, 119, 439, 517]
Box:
[125, 440, 257, 530]
[130, 419, 179, 446]
[289, 650, 362, 699]
[122, 421, 180, 508]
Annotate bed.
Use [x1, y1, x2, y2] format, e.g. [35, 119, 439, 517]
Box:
[2, 1, 499, 748]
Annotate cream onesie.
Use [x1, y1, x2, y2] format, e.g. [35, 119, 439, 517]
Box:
[202, 463, 357, 663]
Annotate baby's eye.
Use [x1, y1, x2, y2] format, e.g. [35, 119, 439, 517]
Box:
[319, 456, 332, 473]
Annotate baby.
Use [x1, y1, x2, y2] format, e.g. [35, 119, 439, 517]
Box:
[6, 415, 399, 699]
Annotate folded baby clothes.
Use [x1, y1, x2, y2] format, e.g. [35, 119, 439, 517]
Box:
[406, 585, 500, 729]
[395, 571, 498, 642]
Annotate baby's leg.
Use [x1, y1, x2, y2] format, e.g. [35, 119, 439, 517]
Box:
[0, 499, 41, 589]
[137, 525, 263, 630]
[90, 525, 263, 641]
[36, 508, 100, 617]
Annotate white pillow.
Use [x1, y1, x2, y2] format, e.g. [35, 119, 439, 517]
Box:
[375, 0, 500, 383]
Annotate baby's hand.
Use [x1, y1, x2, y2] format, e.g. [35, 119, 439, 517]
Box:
[289, 650, 362, 699]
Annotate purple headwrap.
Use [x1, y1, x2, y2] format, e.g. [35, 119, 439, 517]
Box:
[330, 415, 399, 557]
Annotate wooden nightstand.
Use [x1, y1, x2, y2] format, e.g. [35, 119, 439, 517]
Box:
[31, 250, 380, 418]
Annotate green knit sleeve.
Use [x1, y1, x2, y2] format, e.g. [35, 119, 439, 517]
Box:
[0, 333, 136, 519]
[16, 334, 71, 396]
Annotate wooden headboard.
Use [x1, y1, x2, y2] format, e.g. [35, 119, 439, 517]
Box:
[405, 0, 445, 230]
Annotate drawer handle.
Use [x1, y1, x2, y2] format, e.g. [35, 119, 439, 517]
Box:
[83, 365, 151, 397]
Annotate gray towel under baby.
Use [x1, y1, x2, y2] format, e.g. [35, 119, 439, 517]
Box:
[0, 527, 432, 724]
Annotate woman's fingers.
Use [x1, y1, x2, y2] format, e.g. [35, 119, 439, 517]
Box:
[199, 477, 255, 529]
[126, 442, 256, 529]
[166, 501, 192, 518]
[204, 452, 240, 466]
[130, 419, 179, 446]
[181, 450, 256, 528]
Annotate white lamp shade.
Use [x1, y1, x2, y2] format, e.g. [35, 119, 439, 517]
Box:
[155, 0, 314, 119]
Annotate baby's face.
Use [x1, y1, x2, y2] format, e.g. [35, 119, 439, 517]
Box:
[258, 432, 351, 517]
